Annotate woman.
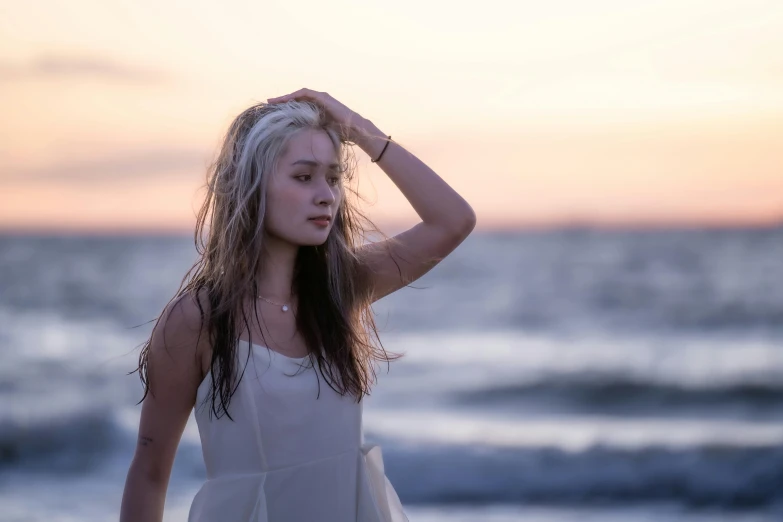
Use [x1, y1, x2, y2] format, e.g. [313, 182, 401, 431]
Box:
[120, 89, 476, 521]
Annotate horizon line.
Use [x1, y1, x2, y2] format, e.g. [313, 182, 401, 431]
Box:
[1, 215, 781, 238]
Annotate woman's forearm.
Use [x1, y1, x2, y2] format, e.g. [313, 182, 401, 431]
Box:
[119, 463, 168, 522]
[354, 118, 477, 235]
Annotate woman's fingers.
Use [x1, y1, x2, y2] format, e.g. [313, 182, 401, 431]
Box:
[265, 89, 363, 141]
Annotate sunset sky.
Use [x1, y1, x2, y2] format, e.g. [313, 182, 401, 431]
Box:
[1, 0, 782, 233]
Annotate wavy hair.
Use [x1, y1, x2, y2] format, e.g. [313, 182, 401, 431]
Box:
[131, 100, 403, 420]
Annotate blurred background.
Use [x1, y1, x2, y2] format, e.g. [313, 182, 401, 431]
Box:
[1, 1, 783, 521]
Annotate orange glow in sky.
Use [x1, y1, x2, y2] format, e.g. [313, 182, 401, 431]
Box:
[1, 0, 782, 232]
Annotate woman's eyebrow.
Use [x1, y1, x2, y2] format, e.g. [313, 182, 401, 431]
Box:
[291, 159, 340, 170]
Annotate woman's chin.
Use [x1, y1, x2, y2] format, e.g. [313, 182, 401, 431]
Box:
[296, 231, 331, 246]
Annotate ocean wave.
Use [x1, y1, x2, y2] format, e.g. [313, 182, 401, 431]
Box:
[0, 406, 123, 473]
[377, 442, 783, 508]
[447, 379, 783, 417]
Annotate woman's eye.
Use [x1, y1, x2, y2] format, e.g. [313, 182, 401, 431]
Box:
[296, 174, 340, 185]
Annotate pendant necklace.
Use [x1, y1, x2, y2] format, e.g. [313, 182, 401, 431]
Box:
[257, 294, 290, 312]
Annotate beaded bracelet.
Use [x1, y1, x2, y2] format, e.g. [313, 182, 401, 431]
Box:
[371, 135, 392, 163]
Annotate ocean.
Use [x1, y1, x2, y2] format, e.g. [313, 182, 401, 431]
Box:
[1, 226, 782, 521]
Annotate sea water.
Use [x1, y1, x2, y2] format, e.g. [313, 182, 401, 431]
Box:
[1, 226, 782, 521]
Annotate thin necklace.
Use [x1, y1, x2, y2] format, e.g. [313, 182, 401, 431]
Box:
[256, 294, 290, 312]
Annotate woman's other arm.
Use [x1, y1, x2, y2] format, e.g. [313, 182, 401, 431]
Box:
[120, 291, 209, 521]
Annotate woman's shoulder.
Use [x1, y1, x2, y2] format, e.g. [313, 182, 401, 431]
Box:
[162, 288, 212, 330]
[156, 288, 213, 372]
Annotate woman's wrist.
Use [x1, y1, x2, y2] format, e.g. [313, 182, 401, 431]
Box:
[351, 118, 388, 161]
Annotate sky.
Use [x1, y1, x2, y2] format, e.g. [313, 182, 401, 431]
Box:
[1, 0, 782, 233]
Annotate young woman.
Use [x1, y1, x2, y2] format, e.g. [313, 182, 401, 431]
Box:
[120, 89, 476, 521]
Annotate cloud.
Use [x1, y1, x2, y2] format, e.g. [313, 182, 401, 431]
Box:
[1, 147, 212, 185]
[0, 55, 169, 84]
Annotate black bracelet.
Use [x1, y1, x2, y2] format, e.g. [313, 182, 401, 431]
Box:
[371, 136, 392, 163]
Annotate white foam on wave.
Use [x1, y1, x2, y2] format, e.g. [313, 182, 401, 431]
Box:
[363, 408, 783, 450]
[372, 329, 783, 395]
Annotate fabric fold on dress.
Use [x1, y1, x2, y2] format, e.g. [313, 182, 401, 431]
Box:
[358, 443, 409, 522]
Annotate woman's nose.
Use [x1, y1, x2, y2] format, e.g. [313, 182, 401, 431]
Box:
[315, 180, 336, 204]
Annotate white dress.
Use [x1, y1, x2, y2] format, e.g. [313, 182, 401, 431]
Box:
[187, 338, 409, 522]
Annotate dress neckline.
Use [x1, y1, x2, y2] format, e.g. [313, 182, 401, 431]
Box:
[196, 339, 312, 397]
[237, 337, 311, 362]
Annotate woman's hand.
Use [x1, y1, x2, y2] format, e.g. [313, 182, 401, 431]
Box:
[267, 88, 370, 144]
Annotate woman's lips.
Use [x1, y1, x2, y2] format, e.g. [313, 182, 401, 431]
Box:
[309, 218, 330, 227]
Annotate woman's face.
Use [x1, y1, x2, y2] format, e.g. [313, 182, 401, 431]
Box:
[264, 128, 343, 246]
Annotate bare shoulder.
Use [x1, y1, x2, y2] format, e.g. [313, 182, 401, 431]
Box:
[156, 288, 213, 374]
